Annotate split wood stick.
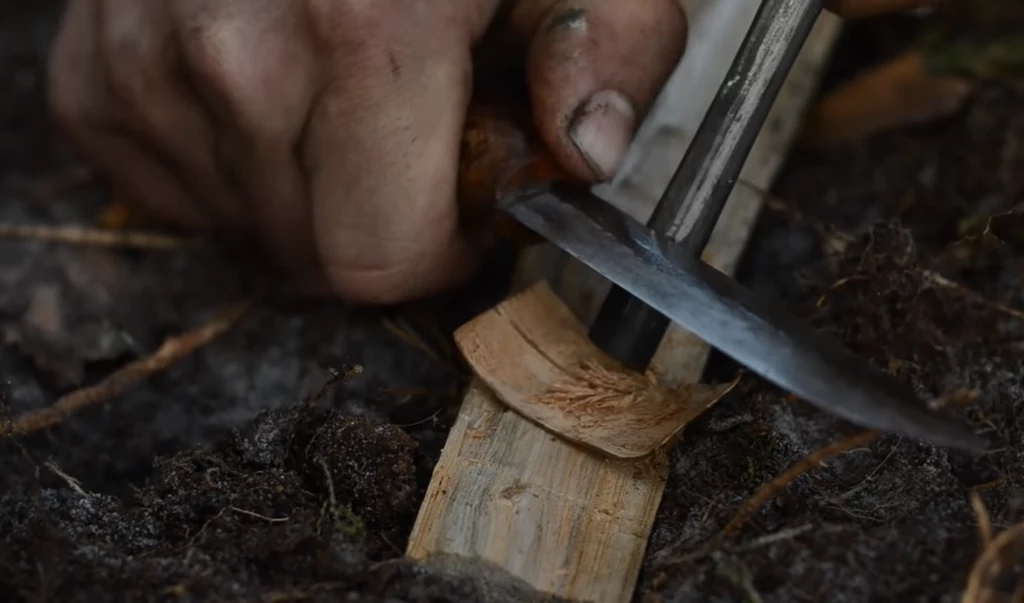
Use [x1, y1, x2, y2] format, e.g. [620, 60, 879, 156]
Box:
[407, 7, 842, 602]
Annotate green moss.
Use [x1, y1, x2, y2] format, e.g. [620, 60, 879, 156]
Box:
[333, 504, 367, 540]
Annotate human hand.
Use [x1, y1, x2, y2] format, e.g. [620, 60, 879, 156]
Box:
[46, 0, 941, 305]
[47, 0, 688, 304]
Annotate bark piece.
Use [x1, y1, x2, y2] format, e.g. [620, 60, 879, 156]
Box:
[454, 281, 736, 459]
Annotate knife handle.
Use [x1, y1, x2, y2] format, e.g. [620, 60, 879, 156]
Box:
[456, 101, 574, 245]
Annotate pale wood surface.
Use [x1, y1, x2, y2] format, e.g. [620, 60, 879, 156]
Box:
[407, 7, 842, 603]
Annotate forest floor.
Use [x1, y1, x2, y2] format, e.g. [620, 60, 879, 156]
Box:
[1, 5, 1022, 603]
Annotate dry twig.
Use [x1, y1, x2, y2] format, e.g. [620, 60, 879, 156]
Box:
[718, 430, 881, 539]
[657, 430, 881, 567]
[43, 461, 88, 496]
[0, 222, 194, 251]
[972, 491, 995, 547]
[962, 493, 1024, 603]
[381, 316, 446, 366]
[2, 301, 251, 437]
[305, 364, 364, 407]
[228, 506, 290, 523]
[923, 270, 1024, 323]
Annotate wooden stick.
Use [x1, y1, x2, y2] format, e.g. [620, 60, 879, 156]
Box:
[0, 222, 193, 251]
[407, 7, 842, 602]
[962, 495, 1024, 603]
[719, 430, 879, 538]
[3, 301, 250, 437]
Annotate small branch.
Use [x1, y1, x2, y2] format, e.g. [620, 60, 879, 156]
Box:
[972, 491, 994, 547]
[43, 461, 88, 496]
[0, 222, 195, 251]
[726, 524, 816, 553]
[228, 506, 289, 523]
[381, 316, 448, 367]
[923, 270, 1024, 323]
[657, 430, 880, 567]
[319, 458, 338, 509]
[718, 430, 880, 539]
[2, 301, 251, 437]
[305, 364, 364, 408]
[962, 494, 1024, 603]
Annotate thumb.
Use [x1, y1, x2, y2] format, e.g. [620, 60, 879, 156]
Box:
[521, 0, 688, 182]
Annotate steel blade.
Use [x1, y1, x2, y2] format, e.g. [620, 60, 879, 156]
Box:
[590, 0, 825, 371]
[503, 183, 988, 451]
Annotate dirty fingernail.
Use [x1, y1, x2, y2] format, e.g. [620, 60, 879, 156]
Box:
[568, 89, 636, 180]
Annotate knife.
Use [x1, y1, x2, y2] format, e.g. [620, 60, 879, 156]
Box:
[458, 0, 988, 451]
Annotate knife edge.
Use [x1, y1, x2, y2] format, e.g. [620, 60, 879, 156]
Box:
[503, 183, 989, 452]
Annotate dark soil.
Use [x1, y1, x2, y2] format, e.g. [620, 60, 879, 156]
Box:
[1, 5, 1022, 603]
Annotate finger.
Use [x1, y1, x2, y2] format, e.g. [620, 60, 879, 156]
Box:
[302, 1, 500, 305]
[825, 0, 941, 19]
[98, 0, 246, 229]
[170, 0, 319, 267]
[516, 0, 688, 181]
[48, 0, 209, 228]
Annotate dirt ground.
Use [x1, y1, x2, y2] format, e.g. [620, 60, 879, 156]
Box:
[1, 5, 1022, 603]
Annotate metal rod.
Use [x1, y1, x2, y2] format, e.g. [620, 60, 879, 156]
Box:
[588, 0, 825, 371]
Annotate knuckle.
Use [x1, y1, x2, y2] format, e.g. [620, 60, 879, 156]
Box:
[179, 19, 236, 99]
[176, 17, 278, 139]
[327, 265, 417, 306]
[304, 0, 405, 48]
[321, 245, 430, 305]
[103, 56, 148, 108]
[98, 8, 161, 104]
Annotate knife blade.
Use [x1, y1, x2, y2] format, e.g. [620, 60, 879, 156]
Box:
[591, 0, 827, 370]
[501, 181, 988, 451]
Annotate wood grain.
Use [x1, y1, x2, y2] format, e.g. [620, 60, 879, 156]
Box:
[407, 8, 842, 602]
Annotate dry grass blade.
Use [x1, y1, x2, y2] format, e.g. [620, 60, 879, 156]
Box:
[0, 222, 194, 250]
[719, 430, 881, 538]
[381, 316, 447, 367]
[972, 491, 994, 547]
[923, 270, 1024, 323]
[962, 495, 1024, 603]
[658, 430, 882, 567]
[2, 301, 251, 437]
[305, 364, 364, 408]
